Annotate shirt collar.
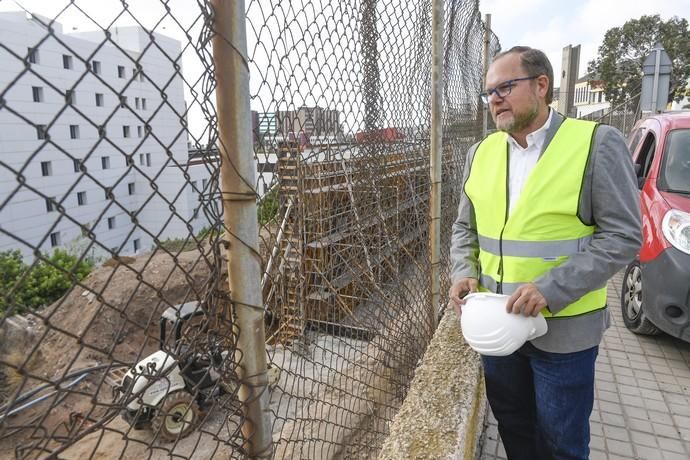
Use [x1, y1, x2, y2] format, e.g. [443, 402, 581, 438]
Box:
[507, 108, 554, 151]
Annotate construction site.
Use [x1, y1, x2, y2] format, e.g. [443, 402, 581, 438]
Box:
[0, 0, 496, 458]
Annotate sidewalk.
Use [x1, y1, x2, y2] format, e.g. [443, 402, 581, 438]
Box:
[478, 272, 690, 460]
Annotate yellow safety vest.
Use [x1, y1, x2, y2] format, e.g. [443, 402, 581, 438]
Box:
[464, 118, 606, 318]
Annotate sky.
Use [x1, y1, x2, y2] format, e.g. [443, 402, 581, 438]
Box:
[0, 0, 688, 135]
[479, 0, 690, 85]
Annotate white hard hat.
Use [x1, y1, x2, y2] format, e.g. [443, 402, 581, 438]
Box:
[460, 292, 548, 356]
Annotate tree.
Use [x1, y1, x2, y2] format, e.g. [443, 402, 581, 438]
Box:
[589, 15, 690, 107]
[0, 249, 93, 315]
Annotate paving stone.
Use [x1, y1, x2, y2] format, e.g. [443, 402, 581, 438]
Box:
[589, 449, 607, 460]
[634, 444, 664, 460]
[647, 410, 674, 426]
[653, 422, 682, 439]
[661, 451, 689, 460]
[645, 399, 671, 413]
[630, 430, 658, 447]
[600, 411, 626, 427]
[638, 378, 661, 390]
[672, 414, 690, 429]
[612, 365, 634, 377]
[618, 383, 641, 396]
[599, 389, 621, 403]
[589, 434, 605, 451]
[599, 400, 624, 415]
[620, 393, 645, 408]
[603, 425, 630, 442]
[640, 388, 665, 401]
[656, 437, 685, 453]
[623, 405, 648, 420]
[607, 438, 635, 456]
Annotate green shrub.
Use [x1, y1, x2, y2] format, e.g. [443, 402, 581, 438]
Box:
[258, 188, 279, 226]
[0, 249, 93, 315]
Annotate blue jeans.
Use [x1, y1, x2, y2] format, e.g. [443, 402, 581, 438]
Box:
[481, 342, 598, 460]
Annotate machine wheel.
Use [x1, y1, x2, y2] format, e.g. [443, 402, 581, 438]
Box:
[152, 391, 201, 441]
[621, 261, 660, 336]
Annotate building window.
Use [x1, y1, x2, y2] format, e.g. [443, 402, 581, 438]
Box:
[66, 90, 75, 105]
[117, 65, 125, 78]
[70, 125, 80, 139]
[137, 126, 143, 138]
[32, 86, 43, 102]
[50, 232, 60, 248]
[107, 216, 116, 229]
[139, 153, 145, 166]
[120, 96, 128, 109]
[77, 191, 87, 206]
[40, 161, 51, 176]
[45, 197, 56, 212]
[73, 158, 81, 173]
[128, 182, 135, 195]
[62, 54, 72, 69]
[95, 93, 104, 107]
[146, 153, 151, 167]
[141, 98, 147, 110]
[139, 70, 145, 82]
[28, 47, 39, 64]
[123, 125, 130, 138]
[36, 125, 47, 140]
[202, 179, 209, 189]
[135, 97, 140, 110]
[101, 156, 110, 169]
[133, 238, 140, 252]
[91, 60, 101, 74]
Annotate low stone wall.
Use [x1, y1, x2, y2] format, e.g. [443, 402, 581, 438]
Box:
[378, 308, 487, 459]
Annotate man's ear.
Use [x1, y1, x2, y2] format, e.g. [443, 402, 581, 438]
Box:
[536, 75, 549, 99]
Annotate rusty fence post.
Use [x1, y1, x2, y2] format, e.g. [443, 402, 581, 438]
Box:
[210, 0, 272, 456]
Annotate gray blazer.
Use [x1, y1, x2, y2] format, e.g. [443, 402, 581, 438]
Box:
[449, 111, 642, 353]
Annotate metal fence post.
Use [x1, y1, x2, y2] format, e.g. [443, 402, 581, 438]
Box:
[430, 0, 444, 330]
[210, 1, 272, 456]
[482, 14, 491, 138]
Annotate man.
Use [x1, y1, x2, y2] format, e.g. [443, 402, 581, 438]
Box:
[449, 46, 641, 460]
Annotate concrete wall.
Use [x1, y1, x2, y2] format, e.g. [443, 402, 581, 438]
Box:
[379, 308, 487, 460]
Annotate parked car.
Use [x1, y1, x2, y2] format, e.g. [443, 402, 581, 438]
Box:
[621, 111, 690, 341]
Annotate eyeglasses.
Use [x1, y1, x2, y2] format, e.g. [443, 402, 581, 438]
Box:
[479, 75, 541, 104]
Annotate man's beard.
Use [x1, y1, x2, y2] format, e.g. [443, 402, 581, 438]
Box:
[495, 100, 539, 133]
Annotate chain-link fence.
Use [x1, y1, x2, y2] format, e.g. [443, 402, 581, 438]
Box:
[0, 1, 497, 458]
[580, 91, 642, 137]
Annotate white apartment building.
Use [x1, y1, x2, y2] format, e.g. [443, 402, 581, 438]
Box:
[574, 74, 610, 118]
[0, 12, 212, 261]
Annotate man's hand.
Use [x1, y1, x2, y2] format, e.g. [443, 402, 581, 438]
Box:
[506, 283, 547, 316]
[449, 277, 478, 316]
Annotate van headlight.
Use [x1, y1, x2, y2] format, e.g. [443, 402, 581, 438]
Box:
[662, 209, 690, 255]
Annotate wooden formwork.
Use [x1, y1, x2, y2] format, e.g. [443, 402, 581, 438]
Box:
[271, 141, 433, 345]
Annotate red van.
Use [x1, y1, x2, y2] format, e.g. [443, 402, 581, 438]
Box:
[621, 111, 690, 341]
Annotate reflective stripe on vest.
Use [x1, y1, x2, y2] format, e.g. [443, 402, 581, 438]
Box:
[464, 118, 606, 318]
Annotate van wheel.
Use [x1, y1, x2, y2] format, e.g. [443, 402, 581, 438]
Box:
[621, 261, 660, 335]
[152, 391, 201, 441]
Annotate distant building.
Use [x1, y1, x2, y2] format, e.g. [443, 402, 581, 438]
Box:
[574, 73, 610, 118]
[276, 107, 341, 143]
[558, 44, 580, 117]
[550, 87, 560, 112]
[0, 12, 212, 261]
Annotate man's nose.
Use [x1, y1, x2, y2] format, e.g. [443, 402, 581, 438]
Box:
[487, 90, 505, 103]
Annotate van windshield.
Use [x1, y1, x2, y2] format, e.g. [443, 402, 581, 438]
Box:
[659, 129, 690, 195]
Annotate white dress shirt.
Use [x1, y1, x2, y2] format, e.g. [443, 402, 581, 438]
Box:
[506, 109, 554, 215]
